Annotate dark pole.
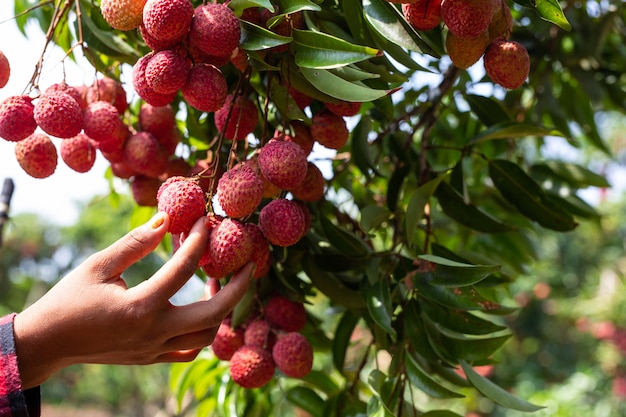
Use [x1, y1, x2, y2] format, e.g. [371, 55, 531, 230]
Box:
[0, 178, 15, 248]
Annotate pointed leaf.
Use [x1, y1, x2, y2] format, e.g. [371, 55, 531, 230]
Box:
[361, 205, 392, 232]
[465, 94, 511, 127]
[422, 300, 507, 335]
[420, 254, 501, 287]
[286, 387, 325, 417]
[239, 20, 292, 51]
[406, 173, 449, 244]
[531, 160, 610, 188]
[300, 67, 391, 102]
[488, 159, 578, 231]
[535, 0, 571, 31]
[229, 0, 274, 13]
[366, 279, 397, 341]
[333, 310, 361, 373]
[301, 370, 340, 394]
[320, 215, 371, 257]
[461, 360, 545, 411]
[292, 29, 382, 69]
[303, 255, 366, 309]
[268, 76, 310, 122]
[440, 332, 511, 362]
[468, 121, 566, 145]
[405, 352, 465, 398]
[352, 117, 383, 178]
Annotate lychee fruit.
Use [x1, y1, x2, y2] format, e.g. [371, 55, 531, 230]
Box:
[123, 131, 170, 178]
[488, 0, 513, 41]
[325, 100, 362, 117]
[188, 157, 222, 195]
[202, 218, 254, 278]
[272, 332, 313, 378]
[82, 100, 122, 142]
[244, 319, 276, 349]
[229, 345, 275, 389]
[160, 156, 192, 180]
[156, 176, 207, 234]
[60, 133, 97, 173]
[15, 133, 58, 179]
[257, 139, 308, 190]
[155, 126, 181, 155]
[291, 162, 325, 202]
[96, 119, 130, 155]
[214, 94, 258, 140]
[132, 52, 178, 107]
[86, 77, 128, 114]
[441, 0, 494, 39]
[100, 0, 147, 31]
[188, 3, 241, 59]
[211, 318, 245, 361]
[181, 63, 227, 112]
[0, 95, 36, 142]
[43, 82, 82, 108]
[138, 103, 177, 136]
[130, 175, 162, 206]
[216, 162, 264, 219]
[244, 222, 271, 279]
[483, 38, 530, 89]
[310, 110, 349, 150]
[142, 0, 194, 49]
[446, 29, 490, 69]
[34, 91, 83, 138]
[264, 295, 307, 332]
[288, 86, 314, 111]
[0, 51, 10, 88]
[258, 198, 307, 247]
[110, 159, 137, 179]
[145, 49, 190, 94]
[402, 0, 443, 32]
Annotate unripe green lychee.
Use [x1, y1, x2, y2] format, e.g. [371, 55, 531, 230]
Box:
[484, 38, 530, 89]
[272, 332, 313, 378]
[441, 0, 494, 39]
[15, 133, 57, 179]
[446, 29, 490, 69]
[229, 345, 275, 389]
[402, 0, 443, 32]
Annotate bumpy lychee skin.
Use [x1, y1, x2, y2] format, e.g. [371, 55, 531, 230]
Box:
[229, 345, 275, 389]
[291, 162, 325, 202]
[44, 82, 83, 108]
[0, 95, 36, 142]
[188, 3, 241, 58]
[310, 110, 349, 150]
[0, 51, 9, 88]
[132, 52, 178, 107]
[217, 163, 264, 219]
[441, 0, 494, 39]
[138, 103, 177, 135]
[15, 133, 57, 179]
[244, 319, 276, 349]
[60, 133, 97, 173]
[202, 218, 254, 278]
[145, 49, 190, 94]
[484, 38, 530, 89]
[272, 332, 313, 378]
[402, 0, 443, 32]
[244, 222, 271, 279]
[86, 77, 128, 114]
[181, 64, 227, 113]
[488, 0, 513, 41]
[259, 198, 307, 247]
[82, 100, 128, 154]
[101, 0, 147, 31]
[264, 295, 307, 332]
[214, 94, 258, 140]
[34, 91, 83, 139]
[156, 176, 207, 234]
[325, 100, 362, 117]
[257, 139, 308, 190]
[142, 0, 194, 49]
[211, 318, 245, 361]
[446, 29, 490, 69]
[130, 175, 162, 206]
[123, 131, 169, 178]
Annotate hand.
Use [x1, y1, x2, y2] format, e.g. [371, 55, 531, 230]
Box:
[13, 212, 252, 389]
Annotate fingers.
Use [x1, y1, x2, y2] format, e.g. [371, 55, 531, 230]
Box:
[136, 215, 210, 302]
[87, 212, 170, 280]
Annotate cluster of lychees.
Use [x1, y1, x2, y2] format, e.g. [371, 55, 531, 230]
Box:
[210, 295, 313, 389]
[400, 0, 530, 89]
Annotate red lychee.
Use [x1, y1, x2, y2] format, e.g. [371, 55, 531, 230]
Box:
[132, 52, 178, 107]
[216, 162, 264, 219]
[34, 91, 83, 139]
[156, 176, 207, 234]
[43, 82, 82, 108]
[264, 295, 307, 332]
[446, 29, 490, 69]
[325, 100, 362, 117]
[214, 94, 258, 140]
[288, 86, 314, 111]
[142, 0, 194, 49]
[138, 103, 177, 136]
[123, 131, 169, 178]
[484, 38, 530, 89]
[488, 0, 513, 41]
[86, 77, 128, 115]
[244, 222, 271, 279]
[145, 49, 190, 94]
[441, 0, 494, 39]
[0, 51, 10, 88]
[259, 198, 307, 247]
[211, 318, 245, 361]
[229, 345, 275, 389]
[160, 156, 192, 180]
[0, 95, 36, 142]
[272, 332, 313, 378]
[82, 100, 122, 142]
[100, 0, 147, 31]
[402, 0, 443, 32]
[310, 110, 349, 150]
[181, 63, 227, 112]
[110, 159, 137, 179]
[60, 133, 97, 173]
[95, 119, 130, 155]
[130, 175, 162, 206]
[188, 3, 241, 58]
[257, 139, 308, 190]
[244, 319, 276, 349]
[202, 218, 254, 278]
[291, 162, 325, 202]
[15, 133, 58, 179]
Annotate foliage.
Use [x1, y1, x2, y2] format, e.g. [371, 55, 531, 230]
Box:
[4, 0, 626, 415]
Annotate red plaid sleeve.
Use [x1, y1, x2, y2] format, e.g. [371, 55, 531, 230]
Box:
[0, 314, 40, 417]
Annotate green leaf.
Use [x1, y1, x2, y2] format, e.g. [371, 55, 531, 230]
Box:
[468, 121, 566, 145]
[301, 370, 340, 394]
[404, 301, 442, 362]
[229, 0, 274, 14]
[531, 160, 611, 188]
[292, 28, 382, 69]
[320, 215, 371, 257]
[333, 310, 361, 373]
[363, 0, 438, 56]
[420, 411, 464, 417]
[268, 77, 310, 122]
[465, 94, 512, 127]
[286, 387, 325, 417]
[361, 205, 392, 232]
[420, 254, 501, 287]
[440, 332, 511, 362]
[280, 60, 341, 103]
[352, 117, 383, 178]
[405, 173, 449, 245]
[460, 360, 545, 411]
[488, 159, 578, 231]
[300, 67, 391, 102]
[366, 279, 397, 341]
[535, 0, 571, 31]
[405, 352, 465, 398]
[303, 254, 366, 309]
[239, 20, 292, 51]
[422, 300, 507, 336]
[332, 65, 381, 82]
[268, 0, 322, 27]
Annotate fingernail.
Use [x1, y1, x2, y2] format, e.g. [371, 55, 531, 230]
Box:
[149, 212, 166, 229]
